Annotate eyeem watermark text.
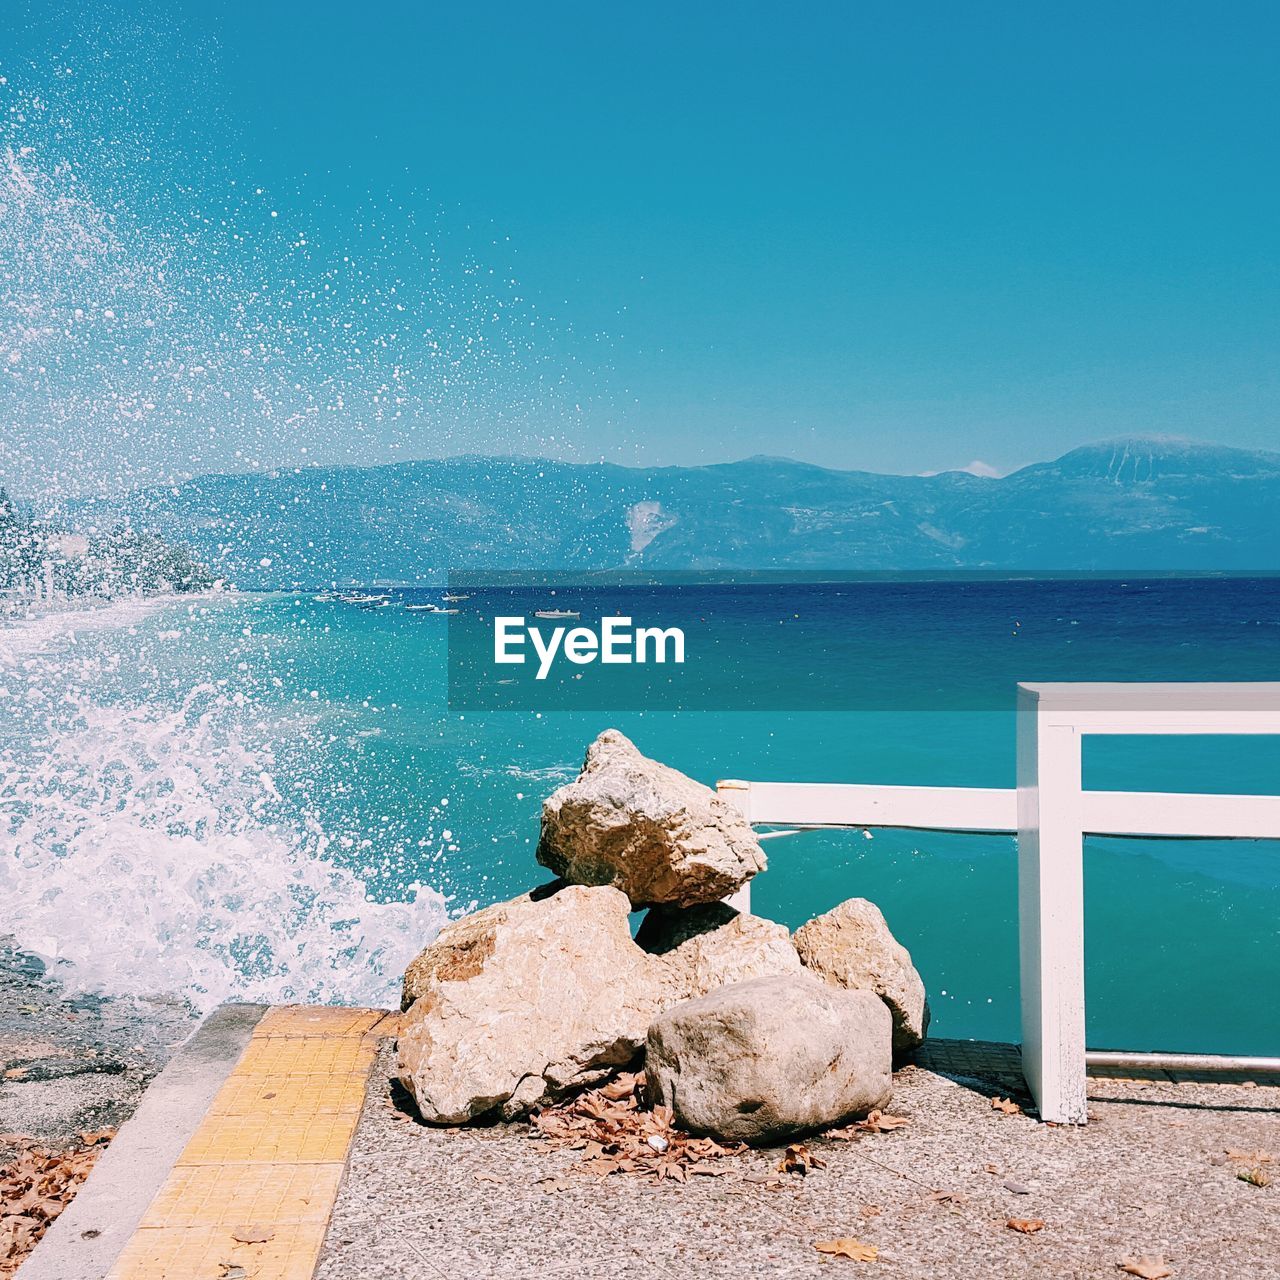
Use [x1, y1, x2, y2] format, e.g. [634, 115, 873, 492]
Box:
[494, 615, 686, 679]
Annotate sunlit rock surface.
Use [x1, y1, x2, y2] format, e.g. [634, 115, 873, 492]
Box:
[794, 897, 930, 1056]
[645, 973, 894, 1144]
[536, 730, 765, 908]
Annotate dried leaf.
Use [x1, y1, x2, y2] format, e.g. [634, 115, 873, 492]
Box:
[76, 1129, 116, 1147]
[1117, 1259, 1174, 1279]
[3, 1069, 28, 1080]
[861, 1110, 910, 1132]
[991, 1097, 1022, 1115]
[825, 1110, 910, 1140]
[779, 1143, 825, 1175]
[599, 1073, 640, 1101]
[1224, 1148, 1273, 1165]
[1237, 1167, 1272, 1188]
[1006, 1218, 1045, 1234]
[536, 1176, 575, 1193]
[473, 1172, 504, 1184]
[814, 1238, 879, 1261]
[930, 1188, 966, 1206]
[230, 1226, 275, 1244]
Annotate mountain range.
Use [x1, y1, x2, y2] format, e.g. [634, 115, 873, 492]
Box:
[64, 437, 1280, 584]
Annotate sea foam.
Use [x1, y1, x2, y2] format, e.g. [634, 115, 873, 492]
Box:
[0, 601, 446, 1012]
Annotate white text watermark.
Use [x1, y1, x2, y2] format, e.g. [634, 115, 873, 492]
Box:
[493, 615, 686, 679]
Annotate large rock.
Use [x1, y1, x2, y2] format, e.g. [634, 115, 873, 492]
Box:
[792, 897, 929, 1056]
[398, 891, 804, 1124]
[397, 884, 664, 1123]
[536, 729, 765, 908]
[402, 886, 537, 1010]
[638, 902, 804, 999]
[645, 974, 893, 1145]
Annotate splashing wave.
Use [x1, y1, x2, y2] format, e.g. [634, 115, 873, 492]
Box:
[0, 602, 445, 1011]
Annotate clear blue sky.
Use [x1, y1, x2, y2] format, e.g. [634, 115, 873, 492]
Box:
[5, 0, 1278, 487]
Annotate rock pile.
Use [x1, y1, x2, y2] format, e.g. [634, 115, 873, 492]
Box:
[397, 729, 928, 1142]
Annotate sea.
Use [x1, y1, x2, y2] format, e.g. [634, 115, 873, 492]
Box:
[2, 575, 1278, 1057]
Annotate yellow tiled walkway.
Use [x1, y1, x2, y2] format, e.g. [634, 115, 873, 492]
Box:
[108, 1006, 393, 1280]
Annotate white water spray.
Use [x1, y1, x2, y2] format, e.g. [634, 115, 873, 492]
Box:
[0, 601, 446, 1010]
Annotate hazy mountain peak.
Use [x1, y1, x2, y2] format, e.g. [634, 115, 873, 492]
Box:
[58, 437, 1280, 581]
[1017, 436, 1280, 484]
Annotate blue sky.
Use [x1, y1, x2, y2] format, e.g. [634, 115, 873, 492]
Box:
[5, 0, 1278, 486]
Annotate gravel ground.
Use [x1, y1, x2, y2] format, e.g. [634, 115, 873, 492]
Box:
[317, 1042, 1278, 1280]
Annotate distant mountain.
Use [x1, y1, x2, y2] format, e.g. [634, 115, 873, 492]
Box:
[61, 437, 1280, 585]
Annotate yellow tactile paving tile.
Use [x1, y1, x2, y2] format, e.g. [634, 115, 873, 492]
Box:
[107, 1221, 331, 1280]
[208, 1074, 373, 1118]
[232, 1034, 378, 1078]
[139, 1164, 344, 1228]
[177, 1109, 362, 1166]
[253, 1005, 387, 1038]
[109, 1004, 390, 1280]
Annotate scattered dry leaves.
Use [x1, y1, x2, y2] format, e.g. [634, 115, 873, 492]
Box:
[1006, 1217, 1046, 1234]
[929, 1188, 966, 1206]
[991, 1097, 1022, 1115]
[814, 1238, 879, 1262]
[825, 1110, 910, 1140]
[1117, 1258, 1174, 1279]
[1, 1132, 112, 1278]
[531, 1072, 744, 1184]
[1236, 1167, 1272, 1189]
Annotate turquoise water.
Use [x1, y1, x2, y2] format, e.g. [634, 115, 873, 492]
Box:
[4, 579, 1278, 1052]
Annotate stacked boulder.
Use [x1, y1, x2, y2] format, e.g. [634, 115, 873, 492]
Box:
[396, 728, 927, 1142]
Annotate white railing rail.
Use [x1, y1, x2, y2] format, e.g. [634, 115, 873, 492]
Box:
[718, 681, 1280, 1124]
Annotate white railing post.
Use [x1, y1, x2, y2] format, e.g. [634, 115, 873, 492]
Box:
[1017, 685, 1088, 1124]
[717, 780, 753, 914]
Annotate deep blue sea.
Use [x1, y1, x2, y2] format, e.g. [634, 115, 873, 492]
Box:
[2, 576, 1277, 1057]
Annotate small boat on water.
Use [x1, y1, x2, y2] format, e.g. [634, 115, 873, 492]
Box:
[442, 593, 471, 602]
[534, 609, 580, 619]
[405, 603, 458, 614]
[340, 592, 383, 604]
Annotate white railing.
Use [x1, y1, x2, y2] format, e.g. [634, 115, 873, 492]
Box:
[718, 681, 1280, 1124]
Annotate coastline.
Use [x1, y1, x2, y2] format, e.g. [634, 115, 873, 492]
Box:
[0, 592, 207, 662]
